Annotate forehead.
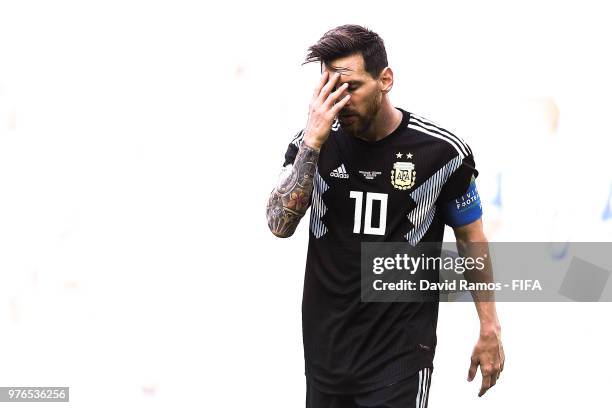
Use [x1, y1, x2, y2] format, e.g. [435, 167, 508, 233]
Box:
[322, 53, 371, 80]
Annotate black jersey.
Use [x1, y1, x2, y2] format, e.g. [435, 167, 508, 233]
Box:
[282, 107, 478, 394]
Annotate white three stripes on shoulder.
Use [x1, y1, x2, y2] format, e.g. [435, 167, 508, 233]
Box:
[290, 129, 305, 147]
[408, 114, 471, 157]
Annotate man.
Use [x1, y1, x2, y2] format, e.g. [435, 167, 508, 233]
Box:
[266, 24, 504, 408]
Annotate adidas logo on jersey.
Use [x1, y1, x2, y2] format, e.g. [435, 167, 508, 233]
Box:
[330, 164, 349, 179]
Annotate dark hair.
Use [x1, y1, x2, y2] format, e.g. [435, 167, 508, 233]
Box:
[303, 24, 388, 78]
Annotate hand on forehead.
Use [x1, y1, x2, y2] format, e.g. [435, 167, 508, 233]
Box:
[322, 54, 366, 77]
[323, 65, 355, 77]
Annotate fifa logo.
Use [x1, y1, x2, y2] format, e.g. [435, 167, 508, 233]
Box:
[390, 161, 416, 190]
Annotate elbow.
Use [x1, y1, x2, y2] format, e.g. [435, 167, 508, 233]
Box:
[270, 229, 294, 239]
[266, 211, 296, 238]
[266, 193, 301, 238]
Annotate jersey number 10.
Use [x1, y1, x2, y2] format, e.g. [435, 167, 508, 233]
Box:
[349, 191, 388, 235]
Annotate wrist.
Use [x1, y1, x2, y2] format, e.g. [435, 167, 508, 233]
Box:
[303, 135, 322, 152]
[480, 321, 501, 336]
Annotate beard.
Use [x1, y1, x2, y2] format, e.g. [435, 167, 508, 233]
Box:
[339, 92, 382, 137]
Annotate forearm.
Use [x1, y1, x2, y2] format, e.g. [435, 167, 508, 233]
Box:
[456, 237, 500, 330]
[266, 142, 320, 238]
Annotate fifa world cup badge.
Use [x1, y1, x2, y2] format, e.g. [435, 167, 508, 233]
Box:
[391, 161, 416, 190]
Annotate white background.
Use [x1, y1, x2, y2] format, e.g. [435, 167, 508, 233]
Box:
[1, 0, 611, 406]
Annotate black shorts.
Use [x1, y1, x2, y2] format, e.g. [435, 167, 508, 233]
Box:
[306, 368, 433, 408]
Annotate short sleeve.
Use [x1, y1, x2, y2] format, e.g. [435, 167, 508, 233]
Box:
[282, 129, 305, 167]
[437, 153, 482, 227]
[437, 153, 478, 204]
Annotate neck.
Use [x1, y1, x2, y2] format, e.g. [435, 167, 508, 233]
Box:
[357, 97, 403, 142]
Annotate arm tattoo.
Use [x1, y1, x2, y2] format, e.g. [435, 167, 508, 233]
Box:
[267, 143, 319, 237]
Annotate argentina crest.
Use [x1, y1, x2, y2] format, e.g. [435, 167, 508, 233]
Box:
[390, 152, 416, 190]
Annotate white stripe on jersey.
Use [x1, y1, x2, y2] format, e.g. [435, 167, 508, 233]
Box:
[290, 129, 305, 147]
[411, 114, 471, 154]
[331, 118, 340, 131]
[406, 155, 463, 245]
[416, 368, 432, 408]
[310, 169, 329, 239]
[423, 368, 432, 408]
[408, 114, 471, 157]
[411, 114, 471, 155]
[408, 122, 466, 157]
[416, 369, 423, 408]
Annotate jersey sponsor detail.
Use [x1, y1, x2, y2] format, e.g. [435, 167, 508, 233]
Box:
[408, 114, 471, 157]
[309, 169, 329, 238]
[359, 170, 382, 180]
[330, 163, 349, 179]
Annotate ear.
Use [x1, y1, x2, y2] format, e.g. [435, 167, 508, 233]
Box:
[379, 67, 394, 94]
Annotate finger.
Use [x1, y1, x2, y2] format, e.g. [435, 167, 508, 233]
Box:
[330, 94, 351, 115]
[312, 71, 329, 99]
[490, 373, 498, 387]
[467, 357, 478, 382]
[481, 374, 497, 396]
[478, 372, 492, 397]
[318, 72, 340, 101]
[318, 72, 341, 102]
[324, 83, 349, 108]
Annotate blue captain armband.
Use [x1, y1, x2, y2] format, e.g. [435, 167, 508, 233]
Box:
[442, 177, 483, 227]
